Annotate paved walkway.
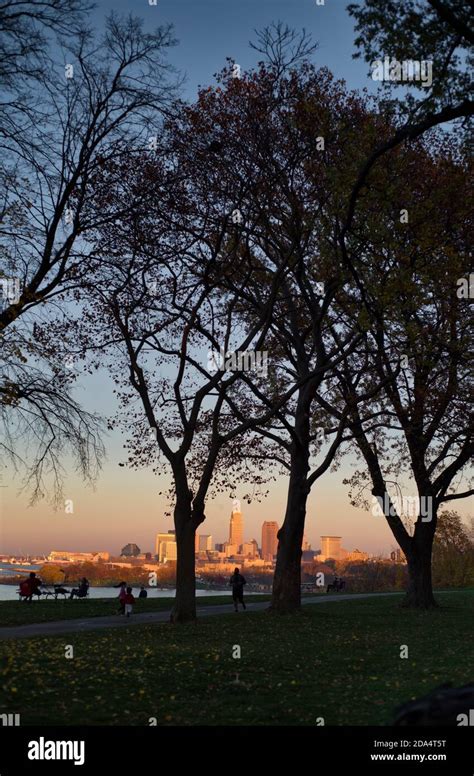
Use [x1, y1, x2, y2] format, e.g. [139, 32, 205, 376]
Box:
[0, 592, 404, 641]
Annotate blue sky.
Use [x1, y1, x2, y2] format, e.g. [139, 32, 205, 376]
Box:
[92, 0, 372, 100]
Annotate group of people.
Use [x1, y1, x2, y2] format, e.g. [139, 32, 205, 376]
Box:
[113, 571, 247, 616]
[20, 569, 248, 613]
[115, 582, 148, 616]
[19, 572, 90, 601]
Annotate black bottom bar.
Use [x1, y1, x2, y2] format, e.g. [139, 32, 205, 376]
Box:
[0, 726, 472, 774]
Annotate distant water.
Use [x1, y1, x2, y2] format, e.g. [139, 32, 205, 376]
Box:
[0, 563, 41, 575]
[0, 584, 234, 602]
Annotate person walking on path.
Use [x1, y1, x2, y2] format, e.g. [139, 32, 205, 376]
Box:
[124, 587, 135, 618]
[229, 568, 247, 612]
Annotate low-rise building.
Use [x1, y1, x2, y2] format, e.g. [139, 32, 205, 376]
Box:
[48, 551, 110, 563]
[346, 549, 369, 562]
[241, 540, 259, 558]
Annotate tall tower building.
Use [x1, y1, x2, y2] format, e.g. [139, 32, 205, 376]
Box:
[229, 499, 243, 551]
[262, 521, 279, 561]
[320, 536, 342, 560]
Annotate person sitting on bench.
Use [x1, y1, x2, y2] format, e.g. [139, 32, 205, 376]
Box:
[69, 577, 89, 599]
[326, 576, 345, 593]
[19, 572, 42, 602]
[326, 575, 339, 593]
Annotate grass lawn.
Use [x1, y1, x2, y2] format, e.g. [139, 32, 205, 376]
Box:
[0, 591, 472, 726]
[0, 594, 272, 627]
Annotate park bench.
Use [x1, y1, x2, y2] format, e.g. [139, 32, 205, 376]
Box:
[44, 585, 70, 600]
[17, 585, 70, 601]
[39, 587, 55, 600]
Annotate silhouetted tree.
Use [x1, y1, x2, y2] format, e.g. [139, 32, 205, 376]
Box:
[1, 8, 177, 501]
[338, 137, 472, 608]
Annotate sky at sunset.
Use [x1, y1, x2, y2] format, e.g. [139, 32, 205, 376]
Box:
[2, 1, 472, 557]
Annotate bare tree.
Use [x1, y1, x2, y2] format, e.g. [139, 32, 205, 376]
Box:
[0, 8, 177, 500]
[1, 361, 104, 503]
[0, 0, 92, 87]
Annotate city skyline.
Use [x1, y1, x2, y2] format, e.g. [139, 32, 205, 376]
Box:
[4, 455, 472, 557]
[4, 490, 460, 560]
[0, 527, 389, 565]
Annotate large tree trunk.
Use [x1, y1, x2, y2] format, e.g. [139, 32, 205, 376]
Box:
[402, 520, 438, 609]
[352, 413, 440, 610]
[170, 494, 197, 624]
[270, 477, 308, 612]
[270, 389, 312, 613]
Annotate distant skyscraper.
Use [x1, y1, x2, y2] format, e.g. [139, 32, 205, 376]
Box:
[159, 541, 177, 563]
[199, 534, 212, 552]
[262, 521, 279, 561]
[320, 536, 343, 560]
[155, 530, 176, 562]
[229, 501, 243, 550]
